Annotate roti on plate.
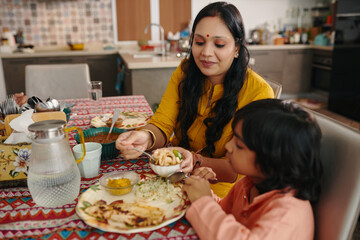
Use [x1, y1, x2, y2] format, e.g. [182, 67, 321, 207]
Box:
[76, 175, 188, 233]
[91, 112, 150, 129]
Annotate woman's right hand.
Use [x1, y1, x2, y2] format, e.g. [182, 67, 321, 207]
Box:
[115, 130, 152, 159]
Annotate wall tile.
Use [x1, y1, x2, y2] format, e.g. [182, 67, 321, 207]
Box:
[0, 0, 114, 46]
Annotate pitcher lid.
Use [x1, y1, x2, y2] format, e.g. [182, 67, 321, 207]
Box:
[28, 120, 66, 140]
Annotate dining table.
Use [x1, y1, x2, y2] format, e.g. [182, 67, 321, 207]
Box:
[0, 95, 198, 240]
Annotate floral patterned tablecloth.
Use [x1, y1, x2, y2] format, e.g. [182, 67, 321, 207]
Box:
[0, 96, 198, 240]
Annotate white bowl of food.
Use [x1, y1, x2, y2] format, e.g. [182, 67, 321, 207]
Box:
[149, 148, 183, 177]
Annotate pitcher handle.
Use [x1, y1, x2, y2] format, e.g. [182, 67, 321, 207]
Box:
[65, 126, 86, 164]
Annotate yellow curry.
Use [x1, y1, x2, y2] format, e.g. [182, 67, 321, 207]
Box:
[107, 178, 132, 195]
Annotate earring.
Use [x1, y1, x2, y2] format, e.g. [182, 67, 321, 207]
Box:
[235, 52, 239, 58]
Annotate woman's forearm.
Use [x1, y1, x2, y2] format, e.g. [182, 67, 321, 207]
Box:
[143, 124, 167, 150]
[200, 157, 237, 182]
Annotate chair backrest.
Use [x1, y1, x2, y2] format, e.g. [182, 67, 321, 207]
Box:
[4, 111, 67, 136]
[266, 79, 282, 99]
[0, 58, 7, 102]
[311, 110, 360, 240]
[25, 64, 91, 100]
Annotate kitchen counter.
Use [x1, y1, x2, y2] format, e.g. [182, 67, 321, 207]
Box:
[119, 44, 333, 70]
[119, 52, 183, 69]
[0, 43, 333, 62]
[247, 44, 333, 51]
[0, 49, 119, 58]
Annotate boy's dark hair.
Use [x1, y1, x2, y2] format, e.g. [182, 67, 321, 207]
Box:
[232, 99, 323, 204]
[177, 2, 249, 157]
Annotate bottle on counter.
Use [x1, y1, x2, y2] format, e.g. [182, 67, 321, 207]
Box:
[2, 28, 16, 47]
[15, 29, 24, 45]
[0, 28, 16, 53]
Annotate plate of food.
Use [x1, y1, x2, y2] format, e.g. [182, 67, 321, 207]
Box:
[76, 172, 188, 233]
[91, 112, 151, 130]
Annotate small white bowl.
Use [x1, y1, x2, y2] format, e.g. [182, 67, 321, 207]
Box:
[149, 162, 181, 177]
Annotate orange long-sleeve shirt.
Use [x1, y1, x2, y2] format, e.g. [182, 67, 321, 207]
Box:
[186, 177, 314, 240]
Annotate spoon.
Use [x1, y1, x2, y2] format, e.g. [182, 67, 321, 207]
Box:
[166, 171, 188, 183]
[106, 108, 121, 140]
[166, 171, 219, 184]
[50, 99, 60, 111]
[35, 102, 52, 112]
[166, 160, 219, 183]
[133, 147, 156, 162]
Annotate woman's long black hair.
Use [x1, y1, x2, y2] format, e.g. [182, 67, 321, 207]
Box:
[233, 99, 323, 204]
[177, 2, 249, 157]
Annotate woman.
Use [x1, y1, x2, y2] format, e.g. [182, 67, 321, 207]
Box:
[116, 2, 274, 197]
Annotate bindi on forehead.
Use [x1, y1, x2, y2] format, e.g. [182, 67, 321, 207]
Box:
[207, 34, 209, 38]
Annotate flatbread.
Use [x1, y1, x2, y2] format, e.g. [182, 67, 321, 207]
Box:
[76, 175, 188, 233]
[83, 200, 165, 228]
[90, 112, 151, 129]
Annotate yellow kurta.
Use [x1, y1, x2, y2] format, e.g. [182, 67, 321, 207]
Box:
[148, 61, 274, 197]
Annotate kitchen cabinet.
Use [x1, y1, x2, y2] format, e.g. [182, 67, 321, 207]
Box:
[85, 55, 119, 97]
[282, 49, 312, 94]
[115, 0, 191, 41]
[2, 54, 119, 97]
[248, 48, 312, 95]
[119, 52, 181, 111]
[123, 67, 176, 110]
[37, 56, 85, 64]
[248, 50, 284, 89]
[2, 58, 39, 94]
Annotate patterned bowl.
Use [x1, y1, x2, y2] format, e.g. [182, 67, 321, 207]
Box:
[74, 127, 126, 160]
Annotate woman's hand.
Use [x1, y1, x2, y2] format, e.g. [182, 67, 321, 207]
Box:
[165, 147, 193, 174]
[192, 167, 217, 181]
[115, 130, 152, 159]
[182, 175, 212, 203]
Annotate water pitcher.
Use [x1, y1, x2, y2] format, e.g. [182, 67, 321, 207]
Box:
[27, 120, 86, 208]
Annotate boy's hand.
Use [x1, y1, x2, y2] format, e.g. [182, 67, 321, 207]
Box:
[182, 176, 212, 203]
[192, 167, 217, 180]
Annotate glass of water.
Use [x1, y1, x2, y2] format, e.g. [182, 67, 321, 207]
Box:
[89, 81, 103, 100]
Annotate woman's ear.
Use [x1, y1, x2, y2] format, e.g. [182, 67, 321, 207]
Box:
[234, 45, 240, 58]
[234, 49, 239, 58]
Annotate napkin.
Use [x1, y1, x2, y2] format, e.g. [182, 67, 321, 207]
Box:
[4, 110, 34, 144]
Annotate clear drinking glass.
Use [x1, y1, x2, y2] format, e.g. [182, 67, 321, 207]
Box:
[89, 81, 103, 101]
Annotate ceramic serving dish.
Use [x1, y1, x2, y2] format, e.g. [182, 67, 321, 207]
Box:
[74, 127, 126, 160]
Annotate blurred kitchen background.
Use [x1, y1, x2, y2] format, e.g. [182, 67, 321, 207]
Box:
[0, 0, 336, 46]
[0, 0, 359, 128]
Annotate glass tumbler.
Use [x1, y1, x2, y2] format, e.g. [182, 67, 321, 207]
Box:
[89, 81, 103, 100]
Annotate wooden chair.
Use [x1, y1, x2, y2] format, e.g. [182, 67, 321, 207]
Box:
[25, 64, 91, 100]
[248, 57, 282, 99]
[0, 123, 6, 141]
[311, 110, 360, 240]
[266, 79, 282, 99]
[4, 112, 66, 136]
